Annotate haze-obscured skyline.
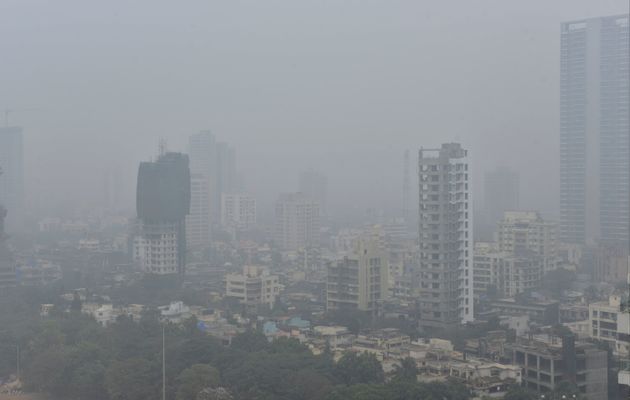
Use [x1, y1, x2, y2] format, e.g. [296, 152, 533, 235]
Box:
[1, 0, 627, 219]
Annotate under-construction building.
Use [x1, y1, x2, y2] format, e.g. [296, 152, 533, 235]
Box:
[134, 152, 191, 276]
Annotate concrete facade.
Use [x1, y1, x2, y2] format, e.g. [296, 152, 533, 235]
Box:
[416, 143, 473, 329]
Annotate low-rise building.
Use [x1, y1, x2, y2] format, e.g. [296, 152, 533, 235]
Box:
[351, 328, 411, 360]
[488, 298, 559, 325]
[225, 266, 282, 309]
[589, 295, 630, 356]
[159, 301, 192, 323]
[311, 325, 353, 350]
[507, 335, 608, 400]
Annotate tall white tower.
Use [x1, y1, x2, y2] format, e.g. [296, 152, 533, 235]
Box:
[417, 143, 473, 329]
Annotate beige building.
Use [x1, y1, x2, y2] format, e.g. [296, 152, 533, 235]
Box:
[326, 230, 389, 313]
[497, 211, 559, 275]
[225, 266, 282, 309]
[473, 243, 543, 299]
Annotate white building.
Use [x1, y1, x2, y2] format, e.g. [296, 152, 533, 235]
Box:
[416, 143, 473, 329]
[274, 192, 320, 251]
[159, 301, 192, 324]
[225, 266, 282, 309]
[221, 193, 256, 230]
[133, 221, 181, 275]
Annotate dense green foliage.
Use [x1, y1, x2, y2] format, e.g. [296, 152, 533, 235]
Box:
[0, 289, 472, 400]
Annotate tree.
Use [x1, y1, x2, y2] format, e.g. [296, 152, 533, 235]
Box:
[105, 358, 160, 400]
[230, 330, 269, 353]
[23, 346, 70, 395]
[392, 357, 418, 382]
[71, 291, 83, 313]
[176, 364, 221, 400]
[503, 386, 537, 400]
[334, 352, 384, 385]
[286, 369, 332, 400]
[269, 337, 309, 354]
[197, 387, 235, 400]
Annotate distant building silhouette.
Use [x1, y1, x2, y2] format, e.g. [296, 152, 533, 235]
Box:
[477, 166, 519, 241]
[560, 15, 629, 245]
[186, 131, 237, 248]
[299, 170, 327, 216]
[274, 192, 320, 251]
[0, 126, 24, 232]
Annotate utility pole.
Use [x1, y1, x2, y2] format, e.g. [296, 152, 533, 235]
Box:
[16, 344, 20, 381]
[162, 325, 166, 400]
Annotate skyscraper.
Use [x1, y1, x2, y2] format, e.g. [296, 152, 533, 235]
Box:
[299, 170, 327, 216]
[274, 192, 320, 251]
[0, 170, 15, 289]
[0, 127, 24, 232]
[186, 173, 211, 248]
[186, 131, 238, 247]
[560, 15, 629, 245]
[134, 152, 191, 276]
[416, 143, 473, 329]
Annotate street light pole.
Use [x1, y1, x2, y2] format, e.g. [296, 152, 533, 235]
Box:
[162, 325, 166, 400]
[16, 344, 20, 381]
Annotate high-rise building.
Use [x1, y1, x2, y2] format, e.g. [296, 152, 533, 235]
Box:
[478, 166, 519, 240]
[497, 211, 559, 275]
[0, 127, 24, 232]
[326, 230, 389, 314]
[274, 192, 320, 251]
[0, 189, 15, 289]
[560, 15, 629, 245]
[134, 152, 191, 276]
[416, 143, 473, 329]
[187, 131, 238, 247]
[221, 193, 256, 231]
[299, 170, 327, 216]
[186, 173, 211, 248]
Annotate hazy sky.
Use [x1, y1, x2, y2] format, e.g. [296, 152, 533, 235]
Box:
[0, 0, 627, 219]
